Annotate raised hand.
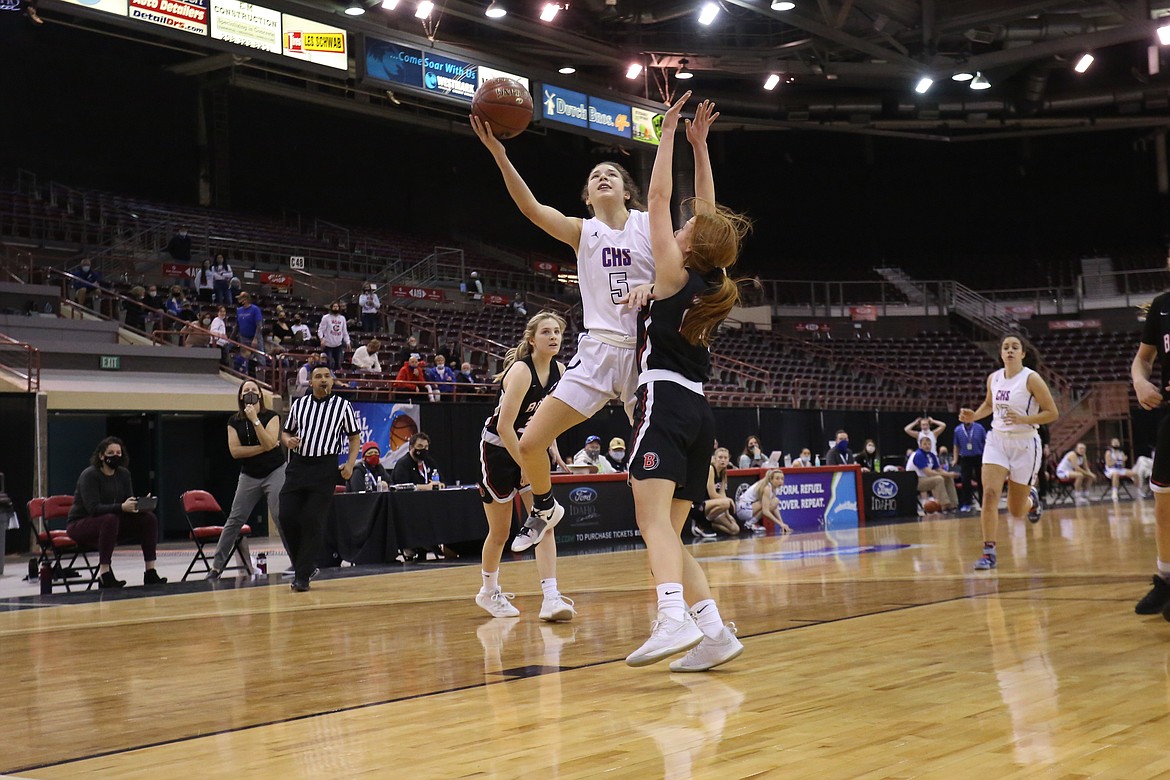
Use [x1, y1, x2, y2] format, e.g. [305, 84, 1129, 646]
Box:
[685, 99, 719, 146]
[469, 114, 505, 156]
[661, 90, 692, 136]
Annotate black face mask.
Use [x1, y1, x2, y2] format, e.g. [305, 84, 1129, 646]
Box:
[103, 455, 123, 469]
[412, 449, 426, 460]
[242, 392, 260, 406]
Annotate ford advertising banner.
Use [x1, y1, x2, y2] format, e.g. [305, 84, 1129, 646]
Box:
[861, 472, 918, 518]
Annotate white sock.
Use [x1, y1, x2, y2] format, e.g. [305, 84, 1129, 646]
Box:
[481, 570, 499, 593]
[656, 583, 687, 623]
[1158, 560, 1170, 579]
[691, 599, 724, 638]
[541, 577, 559, 600]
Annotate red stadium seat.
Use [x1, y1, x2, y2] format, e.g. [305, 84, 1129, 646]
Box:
[180, 490, 252, 581]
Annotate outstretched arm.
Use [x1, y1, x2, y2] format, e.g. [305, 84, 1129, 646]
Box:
[470, 115, 582, 249]
[646, 91, 693, 301]
[685, 99, 719, 213]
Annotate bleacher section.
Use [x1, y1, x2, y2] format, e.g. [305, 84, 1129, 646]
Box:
[1032, 329, 1141, 392]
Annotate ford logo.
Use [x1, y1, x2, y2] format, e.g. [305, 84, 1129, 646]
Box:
[569, 487, 597, 504]
[873, 478, 898, 500]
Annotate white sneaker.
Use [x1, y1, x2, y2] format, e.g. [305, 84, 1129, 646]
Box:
[475, 589, 520, 618]
[539, 593, 576, 622]
[669, 623, 745, 672]
[1112, 488, 1120, 501]
[625, 613, 704, 667]
[511, 500, 565, 553]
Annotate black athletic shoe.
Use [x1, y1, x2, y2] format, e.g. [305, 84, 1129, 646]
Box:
[99, 571, 126, 589]
[1135, 575, 1170, 615]
[290, 580, 311, 592]
[143, 569, 168, 586]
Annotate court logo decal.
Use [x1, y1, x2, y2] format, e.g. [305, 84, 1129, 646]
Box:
[704, 543, 916, 563]
[642, 452, 660, 470]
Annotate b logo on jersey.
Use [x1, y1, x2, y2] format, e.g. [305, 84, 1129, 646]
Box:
[642, 452, 660, 470]
[601, 247, 632, 267]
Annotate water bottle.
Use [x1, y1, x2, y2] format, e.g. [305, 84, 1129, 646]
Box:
[815, 454, 821, 467]
[250, 553, 259, 576]
[256, 552, 267, 575]
[39, 561, 52, 595]
[431, 470, 441, 490]
[874, 456, 882, 471]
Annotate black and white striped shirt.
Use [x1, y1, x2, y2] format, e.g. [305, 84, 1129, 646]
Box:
[285, 393, 360, 457]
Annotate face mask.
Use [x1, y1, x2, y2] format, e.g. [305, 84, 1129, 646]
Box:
[837, 439, 849, 451]
[609, 450, 624, 460]
[148, 290, 157, 296]
[866, 445, 876, 454]
[81, 265, 91, 272]
[202, 318, 211, 326]
[364, 453, 380, 466]
[242, 392, 260, 406]
[103, 455, 123, 469]
[412, 449, 426, 460]
[173, 292, 181, 298]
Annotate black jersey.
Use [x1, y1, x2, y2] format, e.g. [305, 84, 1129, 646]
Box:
[636, 269, 714, 387]
[1141, 290, 1170, 390]
[482, 354, 561, 446]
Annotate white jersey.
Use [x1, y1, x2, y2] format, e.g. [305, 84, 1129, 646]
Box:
[576, 210, 654, 342]
[990, 366, 1038, 433]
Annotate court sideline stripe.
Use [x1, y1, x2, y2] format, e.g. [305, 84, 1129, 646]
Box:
[5, 574, 1129, 775]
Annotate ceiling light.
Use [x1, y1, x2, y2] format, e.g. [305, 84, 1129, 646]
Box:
[344, 0, 365, 14]
[1159, 23, 1170, 46]
[485, 0, 506, 16]
[1074, 53, 1094, 73]
[380, 0, 397, 8]
[626, 62, 643, 79]
[914, 77, 933, 94]
[698, 2, 719, 25]
[969, 72, 991, 90]
[414, 0, 432, 16]
[558, 65, 576, 74]
[951, 71, 973, 82]
[770, 0, 794, 9]
[540, 1, 559, 21]
[763, 73, 780, 90]
[676, 58, 694, 80]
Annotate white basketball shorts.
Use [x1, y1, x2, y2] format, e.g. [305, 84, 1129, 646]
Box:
[982, 430, 1042, 486]
[551, 334, 639, 421]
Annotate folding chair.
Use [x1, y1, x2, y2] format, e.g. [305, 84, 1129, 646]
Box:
[1050, 478, 1076, 506]
[180, 490, 252, 581]
[1099, 479, 1135, 501]
[334, 484, 347, 494]
[28, 495, 99, 592]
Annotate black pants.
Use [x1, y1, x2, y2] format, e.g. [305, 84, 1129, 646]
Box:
[279, 454, 339, 581]
[959, 455, 982, 506]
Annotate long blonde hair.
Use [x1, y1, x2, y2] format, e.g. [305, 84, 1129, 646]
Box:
[494, 311, 568, 381]
[749, 468, 783, 499]
[679, 199, 753, 348]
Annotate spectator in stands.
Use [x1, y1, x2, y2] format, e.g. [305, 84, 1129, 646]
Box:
[235, 291, 263, 351]
[464, 270, 484, 299]
[572, 435, 615, 473]
[349, 442, 390, 493]
[210, 253, 233, 305]
[70, 258, 101, 309]
[734, 469, 790, 533]
[904, 416, 946, 450]
[194, 259, 215, 304]
[394, 353, 428, 403]
[908, 435, 959, 512]
[290, 314, 312, 346]
[824, 430, 854, 467]
[317, 303, 351, 371]
[358, 283, 381, 334]
[210, 305, 229, 362]
[1103, 438, 1137, 501]
[123, 286, 148, 332]
[1057, 442, 1098, 505]
[953, 417, 986, 511]
[425, 354, 457, 401]
[605, 437, 627, 471]
[455, 361, 488, 399]
[142, 284, 164, 333]
[692, 447, 737, 537]
[511, 291, 528, 317]
[165, 285, 190, 320]
[738, 436, 767, 469]
[351, 339, 382, 373]
[854, 439, 879, 472]
[793, 448, 814, 468]
[165, 226, 192, 264]
[233, 346, 262, 378]
[397, 335, 420, 366]
[295, 353, 327, 398]
[434, 343, 458, 367]
[66, 436, 166, 589]
[271, 311, 294, 345]
[180, 311, 213, 347]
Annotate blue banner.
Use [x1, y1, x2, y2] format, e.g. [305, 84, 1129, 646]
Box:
[588, 95, 632, 138]
[343, 402, 420, 466]
[732, 468, 860, 534]
[364, 37, 478, 102]
[539, 83, 588, 128]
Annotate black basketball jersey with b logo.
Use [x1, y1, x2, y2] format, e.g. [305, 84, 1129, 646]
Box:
[636, 269, 714, 385]
[482, 355, 562, 446]
[1141, 290, 1170, 390]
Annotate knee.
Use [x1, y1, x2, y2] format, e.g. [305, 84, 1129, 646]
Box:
[517, 436, 543, 461]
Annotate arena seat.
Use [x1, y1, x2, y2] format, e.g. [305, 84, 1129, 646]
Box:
[28, 495, 99, 593]
[180, 490, 252, 581]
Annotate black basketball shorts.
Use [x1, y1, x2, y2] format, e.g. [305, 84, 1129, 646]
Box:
[627, 381, 716, 503]
[478, 440, 529, 503]
[1152, 410, 1170, 493]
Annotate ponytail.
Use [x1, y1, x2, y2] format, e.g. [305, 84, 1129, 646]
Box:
[677, 200, 754, 347]
[494, 340, 533, 382]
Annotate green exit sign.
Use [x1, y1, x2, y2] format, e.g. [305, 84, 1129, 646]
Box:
[99, 355, 120, 370]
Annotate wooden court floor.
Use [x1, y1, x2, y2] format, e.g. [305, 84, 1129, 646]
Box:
[4, 500, 1170, 779]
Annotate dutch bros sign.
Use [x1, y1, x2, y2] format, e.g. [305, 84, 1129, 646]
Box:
[540, 84, 588, 128]
[588, 95, 632, 138]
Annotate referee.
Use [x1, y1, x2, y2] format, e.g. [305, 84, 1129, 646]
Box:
[279, 364, 360, 592]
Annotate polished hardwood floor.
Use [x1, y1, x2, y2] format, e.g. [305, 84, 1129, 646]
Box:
[4, 499, 1170, 779]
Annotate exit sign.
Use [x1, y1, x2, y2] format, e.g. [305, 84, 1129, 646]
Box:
[99, 356, 120, 370]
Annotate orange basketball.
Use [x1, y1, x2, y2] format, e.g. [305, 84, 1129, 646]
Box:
[472, 78, 533, 140]
[389, 411, 418, 452]
[923, 498, 942, 514]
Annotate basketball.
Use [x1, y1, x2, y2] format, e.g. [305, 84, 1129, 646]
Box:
[472, 78, 533, 139]
[923, 498, 942, 514]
